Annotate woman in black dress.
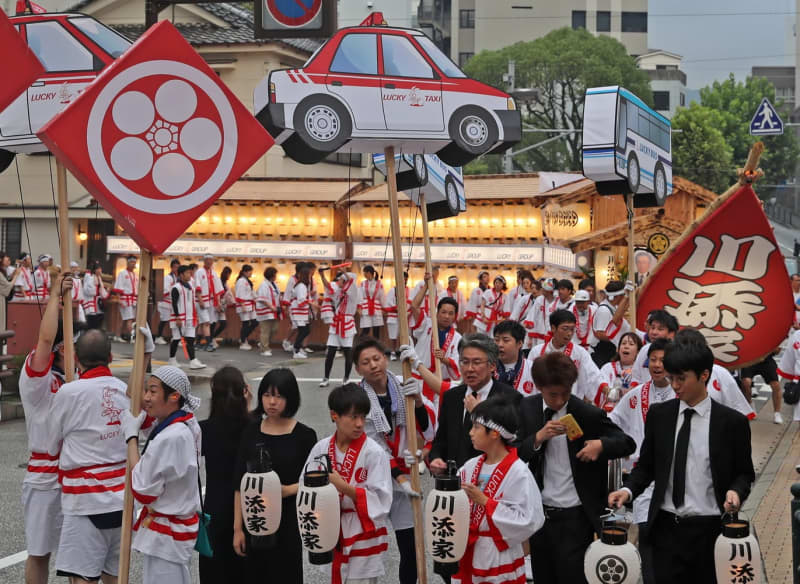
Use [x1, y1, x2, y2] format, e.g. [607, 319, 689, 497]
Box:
[234, 368, 318, 583]
[199, 365, 250, 583]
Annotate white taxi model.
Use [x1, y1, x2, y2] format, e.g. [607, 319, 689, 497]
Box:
[0, 12, 130, 173]
[254, 17, 520, 166]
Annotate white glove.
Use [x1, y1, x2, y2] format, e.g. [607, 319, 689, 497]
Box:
[398, 344, 421, 370]
[399, 479, 422, 499]
[138, 326, 155, 353]
[403, 448, 422, 468]
[122, 410, 146, 442]
[400, 378, 420, 398]
[624, 280, 635, 293]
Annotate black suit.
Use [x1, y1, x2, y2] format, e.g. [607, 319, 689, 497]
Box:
[428, 379, 517, 468]
[515, 394, 636, 584]
[623, 398, 755, 584]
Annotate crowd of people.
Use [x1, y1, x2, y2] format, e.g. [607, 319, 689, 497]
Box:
[13, 254, 800, 584]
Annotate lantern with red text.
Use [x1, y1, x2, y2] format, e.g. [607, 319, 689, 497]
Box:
[296, 455, 340, 565]
[584, 521, 641, 584]
[424, 460, 469, 576]
[240, 443, 281, 549]
[714, 513, 762, 584]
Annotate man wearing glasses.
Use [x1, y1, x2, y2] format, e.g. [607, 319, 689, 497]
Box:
[428, 333, 519, 473]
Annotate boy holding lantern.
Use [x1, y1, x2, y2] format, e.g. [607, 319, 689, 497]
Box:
[303, 383, 393, 584]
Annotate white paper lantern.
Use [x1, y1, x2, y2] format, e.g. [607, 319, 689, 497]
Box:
[424, 461, 469, 577]
[714, 514, 762, 584]
[584, 524, 641, 584]
[297, 455, 341, 565]
[240, 444, 282, 545]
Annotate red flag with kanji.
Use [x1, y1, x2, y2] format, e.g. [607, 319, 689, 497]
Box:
[637, 184, 793, 367]
[0, 7, 45, 113]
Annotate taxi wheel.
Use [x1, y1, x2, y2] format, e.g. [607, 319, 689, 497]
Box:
[449, 106, 498, 159]
[627, 152, 640, 193]
[413, 154, 428, 184]
[293, 95, 352, 154]
[0, 149, 14, 174]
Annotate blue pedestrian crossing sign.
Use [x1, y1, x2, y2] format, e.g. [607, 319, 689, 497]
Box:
[750, 98, 783, 136]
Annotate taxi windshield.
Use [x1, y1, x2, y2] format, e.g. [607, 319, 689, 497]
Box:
[415, 35, 466, 78]
[69, 17, 130, 58]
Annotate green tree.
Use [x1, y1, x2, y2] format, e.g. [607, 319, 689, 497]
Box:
[671, 104, 734, 193]
[464, 27, 651, 173]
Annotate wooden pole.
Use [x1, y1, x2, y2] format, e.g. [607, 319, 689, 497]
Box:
[117, 250, 152, 584]
[384, 147, 428, 584]
[56, 160, 74, 382]
[418, 192, 441, 378]
[626, 192, 636, 330]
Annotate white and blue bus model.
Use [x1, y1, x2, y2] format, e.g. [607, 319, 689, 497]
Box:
[582, 86, 672, 207]
[373, 153, 466, 221]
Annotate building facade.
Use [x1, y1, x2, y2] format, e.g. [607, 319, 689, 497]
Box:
[338, 0, 419, 29]
[636, 50, 687, 118]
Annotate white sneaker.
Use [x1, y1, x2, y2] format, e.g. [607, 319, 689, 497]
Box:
[189, 358, 206, 370]
[154, 337, 167, 345]
[282, 340, 293, 352]
[319, 378, 330, 388]
[293, 350, 307, 359]
[774, 412, 784, 424]
[525, 555, 533, 581]
[260, 350, 272, 357]
[168, 357, 178, 367]
[304, 347, 314, 354]
[239, 343, 251, 351]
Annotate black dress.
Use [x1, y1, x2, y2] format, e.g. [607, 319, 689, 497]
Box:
[235, 419, 318, 584]
[199, 416, 247, 584]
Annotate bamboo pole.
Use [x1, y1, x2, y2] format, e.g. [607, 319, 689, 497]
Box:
[626, 192, 636, 330]
[384, 147, 428, 584]
[418, 192, 441, 379]
[56, 160, 74, 382]
[117, 250, 153, 584]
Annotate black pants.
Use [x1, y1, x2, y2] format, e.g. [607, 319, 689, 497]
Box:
[592, 340, 616, 367]
[395, 527, 417, 584]
[294, 324, 311, 352]
[650, 512, 720, 584]
[324, 345, 352, 380]
[86, 313, 104, 330]
[213, 320, 227, 338]
[240, 319, 257, 343]
[369, 325, 383, 339]
[638, 521, 656, 584]
[170, 337, 195, 359]
[156, 320, 168, 339]
[530, 507, 594, 584]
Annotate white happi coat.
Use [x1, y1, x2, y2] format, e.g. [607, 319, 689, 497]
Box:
[13, 266, 35, 301]
[571, 304, 596, 349]
[20, 351, 65, 490]
[442, 288, 466, 320]
[255, 279, 282, 322]
[170, 281, 197, 331]
[778, 329, 800, 421]
[510, 293, 537, 349]
[33, 267, 51, 301]
[609, 381, 675, 524]
[46, 368, 130, 515]
[329, 275, 359, 341]
[358, 279, 385, 327]
[708, 365, 755, 420]
[234, 277, 255, 318]
[591, 301, 631, 348]
[303, 434, 392, 583]
[289, 282, 311, 326]
[465, 286, 486, 321]
[83, 272, 109, 316]
[474, 289, 507, 334]
[71, 276, 86, 322]
[113, 269, 138, 308]
[454, 452, 544, 584]
[132, 414, 202, 565]
[383, 285, 411, 334]
[499, 357, 537, 397]
[530, 294, 556, 346]
[320, 281, 337, 324]
[412, 317, 461, 411]
[411, 280, 445, 318]
[195, 267, 223, 311]
[533, 340, 608, 403]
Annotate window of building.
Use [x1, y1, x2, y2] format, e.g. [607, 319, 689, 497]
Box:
[26, 21, 95, 72]
[776, 86, 795, 101]
[653, 91, 670, 111]
[656, 64, 678, 70]
[459, 9, 475, 28]
[1, 219, 22, 262]
[572, 10, 586, 29]
[459, 52, 474, 67]
[596, 11, 610, 32]
[382, 35, 434, 78]
[680, 93, 686, 107]
[621, 12, 647, 33]
[330, 33, 378, 75]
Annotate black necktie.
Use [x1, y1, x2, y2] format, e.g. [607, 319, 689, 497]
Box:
[463, 391, 478, 434]
[534, 407, 557, 488]
[672, 408, 695, 509]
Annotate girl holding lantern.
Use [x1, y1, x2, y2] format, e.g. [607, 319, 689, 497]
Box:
[454, 396, 544, 584]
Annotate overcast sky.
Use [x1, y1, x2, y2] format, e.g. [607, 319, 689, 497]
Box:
[649, 0, 796, 90]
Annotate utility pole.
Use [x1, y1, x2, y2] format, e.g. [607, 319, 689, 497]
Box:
[502, 60, 516, 173]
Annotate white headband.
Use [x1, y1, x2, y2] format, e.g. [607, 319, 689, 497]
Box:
[605, 288, 626, 298]
[474, 416, 515, 441]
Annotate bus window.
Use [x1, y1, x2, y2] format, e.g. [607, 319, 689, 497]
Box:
[617, 99, 627, 149]
[627, 102, 637, 137]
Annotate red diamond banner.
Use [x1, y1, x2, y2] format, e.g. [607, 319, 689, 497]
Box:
[0, 8, 45, 113]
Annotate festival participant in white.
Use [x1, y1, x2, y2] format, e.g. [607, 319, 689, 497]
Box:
[508, 271, 537, 352]
[453, 396, 544, 584]
[609, 339, 675, 584]
[630, 310, 679, 385]
[383, 270, 410, 360]
[571, 289, 595, 349]
[113, 255, 138, 342]
[33, 254, 52, 302]
[591, 280, 634, 367]
[302, 384, 392, 584]
[530, 279, 557, 347]
[354, 338, 435, 584]
[12, 252, 34, 301]
[288, 264, 314, 359]
[319, 269, 360, 387]
[83, 261, 109, 331]
[234, 265, 257, 351]
[358, 265, 385, 338]
[122, 366, 202, 584]
[212, 266, 234, 342]
[598, 332, 643, 409]
[410, 265, 445, 319]
[69, 261, 86, 324]
[168, 265, 205, 370]
[777, 328, 800, 422]
[46, 329, 130, 582]
[474, 275, 509, 335]
[319, 272, 337, 327]
[533, 309, 609, 404]
[195, 254, 224, 352]
[552, 279, 575, 311]
[19, 273, 72, 584]
[281, 262, 302, 353]
[741, 352, 785, 424]
[465, 271, 490, 331]
[443, 275, 466, 322]
[493, 320, 536, 397]
[155, 259, 180, 345]
[255, 266, 283, 357]
[578, 278, 597, 306]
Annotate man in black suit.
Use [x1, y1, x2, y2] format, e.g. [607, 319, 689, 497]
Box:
[516, 351, 636, 584]
[429, 333, 518, 472]
[609, 340, 755, 584]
